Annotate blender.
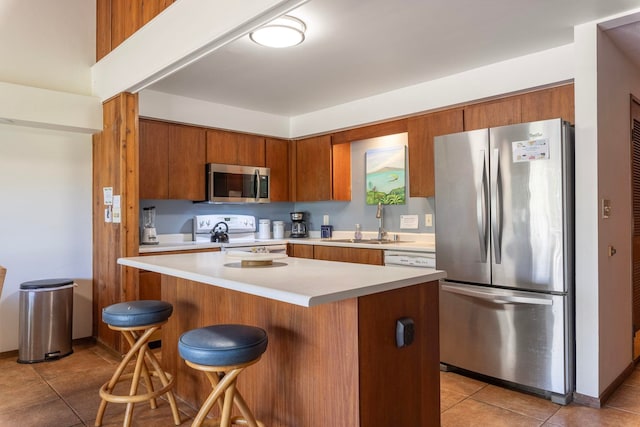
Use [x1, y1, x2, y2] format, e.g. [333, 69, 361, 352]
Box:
[141, 206, 159, 245]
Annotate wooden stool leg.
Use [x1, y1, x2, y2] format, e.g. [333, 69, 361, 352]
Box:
[220, 381, 236, 427]
[123, 330, 158, 410]
[143, 342, 182, 425]
[203, 371, 225, 415]
[230, 389, 262, 427]
[191, 368, 243, 427]
[128, 330, 158, 410]
[95, 396, 109, 426]
[123, 339, 149, 427]
[96, 328, 149, 427]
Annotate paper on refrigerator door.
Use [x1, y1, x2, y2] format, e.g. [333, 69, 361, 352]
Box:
[512, 138, 549, 162]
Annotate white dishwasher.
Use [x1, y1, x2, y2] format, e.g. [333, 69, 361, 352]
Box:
[384, 250, 435, 268]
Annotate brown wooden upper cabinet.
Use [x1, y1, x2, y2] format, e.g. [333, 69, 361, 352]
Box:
[206, 129, 265, 166]
[408, 109, 464, 198]
[520, 84, 574, 124]
[139, 119, 169, 199]
[139, 119, 206, 200]
[464, 96, 522, 131]
[265, 137, 291, 202]
[464, 84, 574, 131]
[294, 135, 351, 202]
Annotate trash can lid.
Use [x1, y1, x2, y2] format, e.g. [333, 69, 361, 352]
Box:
[20, 278, 74, 290]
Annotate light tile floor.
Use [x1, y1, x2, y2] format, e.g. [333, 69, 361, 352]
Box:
[2, 341, 640, 426]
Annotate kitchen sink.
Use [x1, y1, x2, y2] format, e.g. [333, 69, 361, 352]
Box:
[326, 238, 410, 245]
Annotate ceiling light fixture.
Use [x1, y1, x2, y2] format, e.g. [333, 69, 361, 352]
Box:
[250, 15, 306, 48]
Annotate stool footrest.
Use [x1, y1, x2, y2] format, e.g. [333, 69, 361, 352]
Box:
[98, 371, 175, 404]
[205, 416, 265, 427]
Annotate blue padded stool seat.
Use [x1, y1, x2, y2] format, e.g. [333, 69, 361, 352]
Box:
[179, 324, 268, 366]
[102, 300, 173, 327]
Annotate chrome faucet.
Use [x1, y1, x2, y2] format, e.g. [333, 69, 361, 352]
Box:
[376, 202, 387, 240]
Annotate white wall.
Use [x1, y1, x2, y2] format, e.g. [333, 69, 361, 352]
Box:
[0, 0, 98, 352]
[0, 0, 95, 95]
[596, 27, 640, 390]
[0, 126, 93, 351]
[573, 14, 640, 399]
[573, 21, 601, 399]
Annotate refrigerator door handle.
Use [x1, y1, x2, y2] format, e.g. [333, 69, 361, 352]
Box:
[441, 283, 553, 306]
[476, 150, 489, 263]
[491, 148, 502, 264]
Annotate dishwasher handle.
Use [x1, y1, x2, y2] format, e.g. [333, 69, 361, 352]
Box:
[440, 283, 553, 306]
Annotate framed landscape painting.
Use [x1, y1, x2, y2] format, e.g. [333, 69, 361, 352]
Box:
[365, 146, 406, 205]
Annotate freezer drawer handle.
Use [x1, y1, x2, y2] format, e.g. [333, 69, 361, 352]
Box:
[491, 148, 503, 264]
[476, 149, 489, 263]
[441, 284, 553, 306]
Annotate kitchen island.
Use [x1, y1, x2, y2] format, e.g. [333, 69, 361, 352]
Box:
[118, 252, 445, 427]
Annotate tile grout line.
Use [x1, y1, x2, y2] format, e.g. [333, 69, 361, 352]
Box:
[34, 367, 87, 426]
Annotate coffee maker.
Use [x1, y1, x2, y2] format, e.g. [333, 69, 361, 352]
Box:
[141, 206, 159, 245]
[290, 212, 308, 238]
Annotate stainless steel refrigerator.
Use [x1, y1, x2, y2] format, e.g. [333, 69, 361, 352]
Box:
[434, 118, 574, 404]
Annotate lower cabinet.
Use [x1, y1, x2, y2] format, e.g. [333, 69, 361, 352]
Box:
[288, 244, 383, 265]
[288, 243, 314, 259]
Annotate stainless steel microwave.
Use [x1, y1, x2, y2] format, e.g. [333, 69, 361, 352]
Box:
[205, 163, 270, 203]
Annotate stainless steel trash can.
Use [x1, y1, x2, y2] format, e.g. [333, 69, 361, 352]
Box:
[18, 278, 74, 363]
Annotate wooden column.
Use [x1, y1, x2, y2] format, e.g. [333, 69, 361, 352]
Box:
[92, 92, 139, 351]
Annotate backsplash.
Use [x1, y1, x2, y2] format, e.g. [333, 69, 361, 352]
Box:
[141, 133, 436, 237]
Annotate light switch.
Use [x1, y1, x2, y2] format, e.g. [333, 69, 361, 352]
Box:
[602, 199, 611, 219]
[425, 214, 433, 227]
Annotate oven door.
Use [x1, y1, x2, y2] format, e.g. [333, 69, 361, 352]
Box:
[206, 163, 270, 203]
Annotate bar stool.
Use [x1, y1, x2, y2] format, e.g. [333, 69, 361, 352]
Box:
[178, 324, 268, 427]
[95, 300, 181, 427]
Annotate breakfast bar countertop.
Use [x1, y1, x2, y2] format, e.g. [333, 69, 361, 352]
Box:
[118, 251, 445, 307]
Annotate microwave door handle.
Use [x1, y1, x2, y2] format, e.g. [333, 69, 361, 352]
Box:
[254, 169, 260, 201]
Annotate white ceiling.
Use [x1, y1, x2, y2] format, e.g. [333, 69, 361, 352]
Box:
[147, 0, 640, 117]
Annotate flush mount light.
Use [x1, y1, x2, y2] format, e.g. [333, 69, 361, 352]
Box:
[250, 15, 306, 48]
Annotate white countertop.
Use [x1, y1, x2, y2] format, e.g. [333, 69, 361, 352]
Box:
[139, 232, 435, 254]
[118, 252, 445, 307]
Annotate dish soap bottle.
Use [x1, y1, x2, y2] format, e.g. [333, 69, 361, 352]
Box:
[354, 224, 362, 240]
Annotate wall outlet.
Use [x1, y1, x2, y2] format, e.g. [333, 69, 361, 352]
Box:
[425, 214, 433, 227]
